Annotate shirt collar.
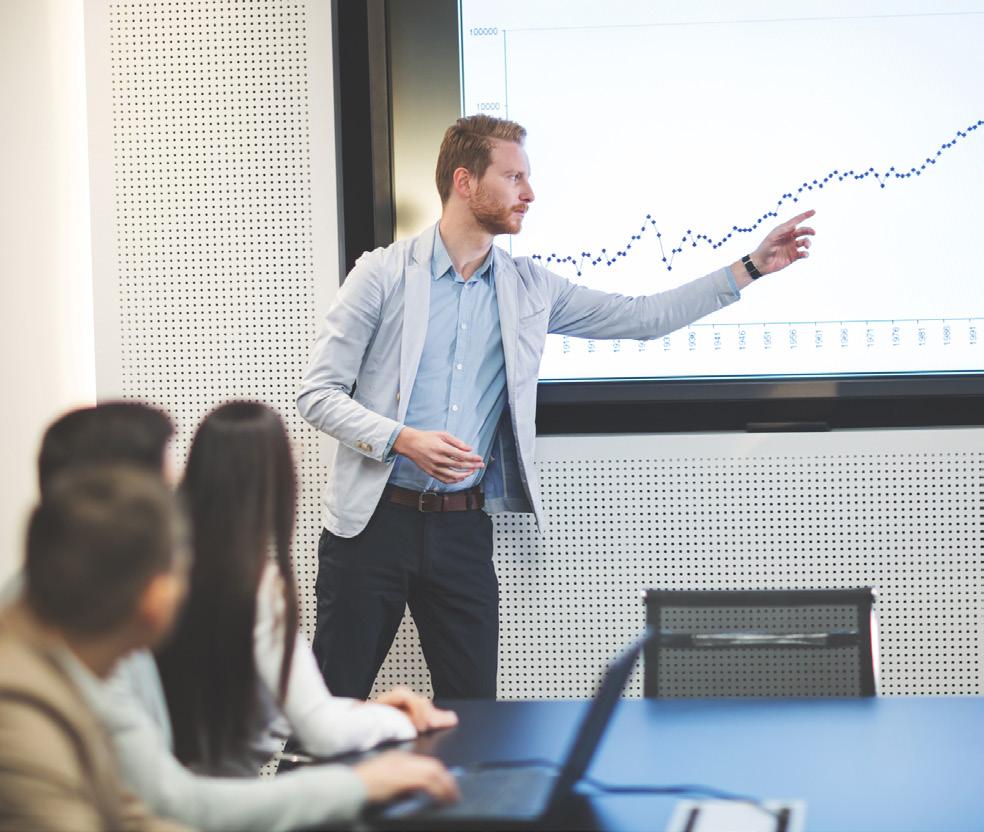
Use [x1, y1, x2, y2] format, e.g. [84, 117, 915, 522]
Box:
[51, 642, 114, 718]
[432, 226, 494, 282]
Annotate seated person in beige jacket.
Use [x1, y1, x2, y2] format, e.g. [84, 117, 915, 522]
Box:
[0, 465, 190, 832]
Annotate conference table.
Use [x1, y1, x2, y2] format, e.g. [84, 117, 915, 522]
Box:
[379, 697, 984, 831]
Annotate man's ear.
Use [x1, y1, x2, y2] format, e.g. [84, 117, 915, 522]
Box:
[135, 571, 186, 647]
[452, 166, 474, 198]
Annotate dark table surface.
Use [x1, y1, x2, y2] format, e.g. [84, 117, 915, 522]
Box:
[391, 697, 984, 832]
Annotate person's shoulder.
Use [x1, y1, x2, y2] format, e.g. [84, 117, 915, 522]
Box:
[0, 684, 126, 832]
[0, 627, 37, 691]
[0, 608, 65, 700]
[494, 247, 565, 290]
[0, 691, 102, 823]
[352, 224, 436, 275]
[0, 622, 100, 758]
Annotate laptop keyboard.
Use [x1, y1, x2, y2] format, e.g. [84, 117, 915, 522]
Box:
[453, 766, 556, 816]
[385, 766, 557, 820]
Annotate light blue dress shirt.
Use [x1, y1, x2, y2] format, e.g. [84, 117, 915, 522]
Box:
[388, 227, 507, 493]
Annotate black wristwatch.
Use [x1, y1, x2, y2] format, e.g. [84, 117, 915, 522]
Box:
[741, 254, 763, 280]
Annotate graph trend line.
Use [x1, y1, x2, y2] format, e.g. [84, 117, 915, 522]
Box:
[529, 119, 983, 275]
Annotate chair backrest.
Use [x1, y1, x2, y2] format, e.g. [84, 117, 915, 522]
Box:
[643, 588, 878, 698]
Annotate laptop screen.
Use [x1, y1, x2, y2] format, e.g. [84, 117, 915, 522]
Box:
[549, 629, 653, 801]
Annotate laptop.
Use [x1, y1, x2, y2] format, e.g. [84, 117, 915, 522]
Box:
[372, 629, 653, 830]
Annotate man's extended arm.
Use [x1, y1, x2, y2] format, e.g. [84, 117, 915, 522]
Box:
[546, 210, 815, 339]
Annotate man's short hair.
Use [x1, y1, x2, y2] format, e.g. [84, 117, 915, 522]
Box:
[38, 402, 173, 495]
[25, 466, 184, 636]
[435, 114, 527, 204]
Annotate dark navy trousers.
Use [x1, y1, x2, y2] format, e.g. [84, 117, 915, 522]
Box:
[312, 501, 499, 699]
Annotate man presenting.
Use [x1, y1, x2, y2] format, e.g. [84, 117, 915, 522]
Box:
[298, 115, 814, 699]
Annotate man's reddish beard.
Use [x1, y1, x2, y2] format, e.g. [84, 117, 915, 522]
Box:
[469, 182, 527, 235]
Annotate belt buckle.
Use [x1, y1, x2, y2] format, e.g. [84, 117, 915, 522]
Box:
[417, 491, 441, 512]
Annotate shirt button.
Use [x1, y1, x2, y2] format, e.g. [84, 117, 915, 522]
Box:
[456, 363, 463, 370]
[451, 404, 459, 412]
[461, 323, 468, 330]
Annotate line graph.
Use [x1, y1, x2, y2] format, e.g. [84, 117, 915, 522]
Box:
[529, 119, 983, 274]
[460, 0, 984, 381]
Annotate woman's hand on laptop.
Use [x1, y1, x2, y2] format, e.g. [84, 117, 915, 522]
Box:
[375, 686, 459, 731]
[355, 750, 460, 804]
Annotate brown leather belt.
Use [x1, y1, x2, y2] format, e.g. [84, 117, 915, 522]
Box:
[382, 484, 484, 513]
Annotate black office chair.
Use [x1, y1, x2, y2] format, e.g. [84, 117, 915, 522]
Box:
[643, 588, 879, 697]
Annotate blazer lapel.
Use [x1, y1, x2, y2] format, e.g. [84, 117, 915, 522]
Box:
[399, 226, 436, 422]
[493, 247, 519, 402]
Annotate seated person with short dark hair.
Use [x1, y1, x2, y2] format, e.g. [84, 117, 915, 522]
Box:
[0, 466, 190, 832]
[36, 401, 176, 492]
[0, 402, 175, 610]
[25, 402, 457, 831]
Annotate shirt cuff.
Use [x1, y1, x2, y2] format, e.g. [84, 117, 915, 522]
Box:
[725, 263, 740, 296]
[383, 425, 404, 463]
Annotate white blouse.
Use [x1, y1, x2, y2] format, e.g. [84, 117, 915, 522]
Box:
[253, 561, 416, 757]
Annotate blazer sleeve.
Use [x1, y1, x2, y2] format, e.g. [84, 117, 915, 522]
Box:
[296, 253, 402, 463]
[541, 263, 740, 340]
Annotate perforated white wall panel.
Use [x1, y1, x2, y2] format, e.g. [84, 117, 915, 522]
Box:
[85, 0, 336, 640]
[86, 2, 983, 715]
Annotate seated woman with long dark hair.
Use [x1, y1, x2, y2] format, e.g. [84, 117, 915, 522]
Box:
[156, 401, 456, 774]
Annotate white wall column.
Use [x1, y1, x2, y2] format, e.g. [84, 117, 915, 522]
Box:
[0, 0, 96, 582]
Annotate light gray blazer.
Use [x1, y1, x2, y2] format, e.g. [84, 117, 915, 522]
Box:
[298, 222, 740, 537]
